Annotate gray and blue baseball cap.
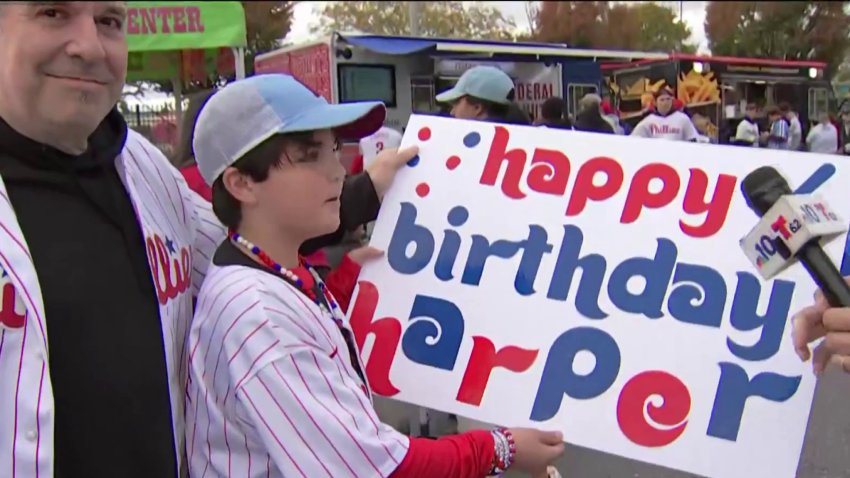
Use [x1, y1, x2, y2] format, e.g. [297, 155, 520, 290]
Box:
[435, 66, 515, 105]
[193, 74, 386, 186]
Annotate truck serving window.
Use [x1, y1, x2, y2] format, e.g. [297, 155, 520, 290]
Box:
[338, 64, 397, 107]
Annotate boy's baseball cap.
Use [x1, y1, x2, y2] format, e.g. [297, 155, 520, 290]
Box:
[435, 66, 515, 105]
[193, 74, 386, 186]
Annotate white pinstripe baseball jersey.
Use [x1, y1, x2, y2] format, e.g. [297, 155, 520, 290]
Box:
[186, 261, 410, 478]
[0, 129, 226, 477]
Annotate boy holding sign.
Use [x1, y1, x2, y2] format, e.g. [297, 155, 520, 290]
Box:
[185, 74, 565, 478]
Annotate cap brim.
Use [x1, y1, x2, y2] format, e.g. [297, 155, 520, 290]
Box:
[435, 87, 464, 104]
[282, 101, 387, 141]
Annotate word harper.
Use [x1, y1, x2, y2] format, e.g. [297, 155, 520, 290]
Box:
[387, 202, 794, 362]
[127, 6, 205, 35]
[478, 126, 737, 238]
[350, 282, 801, 447]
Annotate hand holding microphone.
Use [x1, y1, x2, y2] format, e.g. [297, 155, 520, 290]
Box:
[740, 166, 850, 374]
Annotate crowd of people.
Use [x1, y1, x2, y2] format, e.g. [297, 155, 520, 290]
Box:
[0, 3, 849, 478]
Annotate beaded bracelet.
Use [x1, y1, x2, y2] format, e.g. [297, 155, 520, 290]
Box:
[489, 427, 516, 475]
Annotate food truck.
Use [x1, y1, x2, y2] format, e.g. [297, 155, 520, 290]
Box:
[601, 53, 832, 144]
[255, 33, 666, 165]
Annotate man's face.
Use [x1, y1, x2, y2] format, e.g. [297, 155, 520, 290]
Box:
[746, 106, 757, 118]
[0, 2, 128, 137]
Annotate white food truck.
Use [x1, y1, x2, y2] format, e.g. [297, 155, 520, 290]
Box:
[255, 32, 666, 167]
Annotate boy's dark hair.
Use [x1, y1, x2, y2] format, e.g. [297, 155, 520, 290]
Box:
[765, 106, 781, 117]
[778, 102, 792, 113]
[211, 132, 318, 230]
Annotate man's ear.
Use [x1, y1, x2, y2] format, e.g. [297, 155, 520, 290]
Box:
[221, 167, 258, 206]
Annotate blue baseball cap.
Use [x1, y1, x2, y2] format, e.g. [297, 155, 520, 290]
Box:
[435, 66, 515, 105]
[193, 73, 386, 186]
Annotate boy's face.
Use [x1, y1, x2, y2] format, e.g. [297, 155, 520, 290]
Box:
[252, 129, 346, 240]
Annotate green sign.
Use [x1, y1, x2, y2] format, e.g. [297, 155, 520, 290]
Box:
[125, 1, 246, 82]
[127, 1, 246, 52]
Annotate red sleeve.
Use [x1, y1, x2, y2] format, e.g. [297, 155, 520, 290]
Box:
[350, 154, 365, 175]
[324, 254, 361, 313]
[390, 430, 495, 478]
[179, 164, 213, 202]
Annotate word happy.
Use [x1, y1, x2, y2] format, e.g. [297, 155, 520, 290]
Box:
[479, 126, 737, 238]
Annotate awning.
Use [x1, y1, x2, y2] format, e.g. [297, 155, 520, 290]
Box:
[336, 33, 669, 61]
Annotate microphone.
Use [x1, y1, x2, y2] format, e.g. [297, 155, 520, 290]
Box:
[739, 166, 850, 307]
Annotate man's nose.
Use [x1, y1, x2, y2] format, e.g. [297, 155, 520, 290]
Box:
[65, 17, 108, 63]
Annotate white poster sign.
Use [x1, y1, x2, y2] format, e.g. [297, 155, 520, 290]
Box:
[347, 115, 850, 478]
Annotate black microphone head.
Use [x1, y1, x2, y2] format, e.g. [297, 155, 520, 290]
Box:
[741, 166, 793, 217]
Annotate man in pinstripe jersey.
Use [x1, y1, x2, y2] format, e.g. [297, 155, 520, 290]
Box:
[0, 3, 408, 477]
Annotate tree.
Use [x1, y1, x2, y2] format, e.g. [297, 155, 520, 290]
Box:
[150, 1, 296, 94]
[314, 2, 516, 41]
[705, 1, 850, 75]
[534, 1, 695, 52]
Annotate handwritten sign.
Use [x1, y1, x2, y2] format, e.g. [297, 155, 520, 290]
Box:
[348, 115, 850, 478]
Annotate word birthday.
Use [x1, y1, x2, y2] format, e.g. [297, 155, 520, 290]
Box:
[127, 6, 205, 35]
[478, 126, 737, 238]
[351, 201, 803, 448]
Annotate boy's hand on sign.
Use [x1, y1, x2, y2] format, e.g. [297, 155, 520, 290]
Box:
[507, 428, 565, 475]
[792, 278, 850, 374]
[366, 146, 420, 201]
[347, 246, 384, 265]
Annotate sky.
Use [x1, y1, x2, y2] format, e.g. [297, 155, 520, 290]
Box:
[127, 1, 709, 105]
[286, 1, 710, 51]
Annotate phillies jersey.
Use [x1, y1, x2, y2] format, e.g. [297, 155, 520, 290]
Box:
[0, 130, 225, 477]
[186, 256, 409, 477]
[631, 111, 699, 142]
[359, 127, 403, 171]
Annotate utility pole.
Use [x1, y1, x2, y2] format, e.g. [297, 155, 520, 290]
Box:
[408, 1, 421, 36]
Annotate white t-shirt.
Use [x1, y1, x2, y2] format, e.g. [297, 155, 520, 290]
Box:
[788, 115, 803, 150]
[807, 123, 839, 154]
[631, 111, 699, 141]
[734, 118, 760, 146]
[359, 126, 403, 170]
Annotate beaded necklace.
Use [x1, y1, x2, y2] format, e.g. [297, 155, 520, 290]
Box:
[229, 231, 372, 399]
[229, 231, 341, 319]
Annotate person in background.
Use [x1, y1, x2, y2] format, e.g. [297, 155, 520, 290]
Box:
[535, 96, 573, 130]
[732, 103, 760, 147]
[780, 102, 803, 150]
[175, 89, 217, 201]
[829, 113, 844, 154]
[351, 125, 403, 174]
[436, 65, 529, 125]
[764, 106, 790, 150]
[630, 87, 699, 141]
[600, 98, 624, 134]
[689, 113, 714, 143]
[806, 112, 839, 154]
[573, 93, 614, 134]
[504, 102, 533, 125]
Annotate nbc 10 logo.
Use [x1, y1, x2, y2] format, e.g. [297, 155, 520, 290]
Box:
[752, 215, 798, 268]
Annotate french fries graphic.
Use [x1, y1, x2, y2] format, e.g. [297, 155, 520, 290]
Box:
[677, 70, 720, 104]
